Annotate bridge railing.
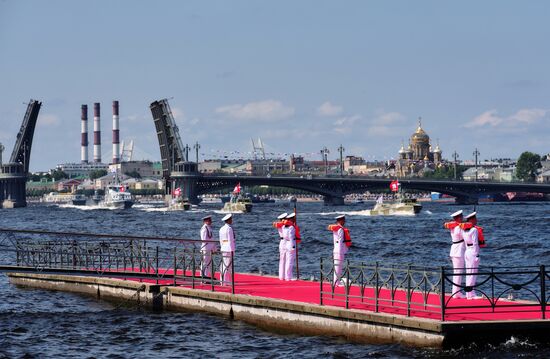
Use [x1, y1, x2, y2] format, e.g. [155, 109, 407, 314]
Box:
[0, 229, 235, 294]
[319, 258, 550, 321]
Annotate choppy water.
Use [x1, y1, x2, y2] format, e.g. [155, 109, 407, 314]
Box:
[1, 201, 550, 358]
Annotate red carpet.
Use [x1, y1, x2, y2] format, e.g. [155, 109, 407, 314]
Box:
[105, 269, 547, 323]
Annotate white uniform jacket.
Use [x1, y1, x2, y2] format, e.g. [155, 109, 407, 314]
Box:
[449, 225, 465, 258]
[200, 224, 216, 252]
[463, 227, 480, 257]
[333, 227, 348, 255]
[219, 223, 235, 252]
[282, 225, 296, 251]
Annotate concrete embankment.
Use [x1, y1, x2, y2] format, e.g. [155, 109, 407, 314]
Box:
[7, 273, 550, 348]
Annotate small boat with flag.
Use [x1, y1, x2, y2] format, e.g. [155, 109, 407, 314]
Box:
[221, 183, 253, 213]
[99, 185, 134, 209]
[168, 187, 191, 211]
[367, 180, 422, 216]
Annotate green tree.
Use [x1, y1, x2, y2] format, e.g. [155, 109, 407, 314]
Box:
[89, 169, 108, 180]
[423, 165, 466, 180]
[516, 151, 541, 182]
[51, 169, 69, 181]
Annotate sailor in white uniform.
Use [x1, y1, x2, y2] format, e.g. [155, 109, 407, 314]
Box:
[282, 213, 297, 281]
[332, 214, 348, 285]
[219, 213, 236, 286]
[276, 212, 288, 280]
[446, 210, 466, 298]
[200, 215, 217, 277]
[463, 212, 481, 299]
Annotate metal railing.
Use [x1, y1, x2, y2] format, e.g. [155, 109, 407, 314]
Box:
[0, 229, 235, 294]
[320, 257, 550, 321]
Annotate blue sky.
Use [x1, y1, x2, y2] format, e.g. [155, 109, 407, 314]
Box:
[1, 0, 549, 171]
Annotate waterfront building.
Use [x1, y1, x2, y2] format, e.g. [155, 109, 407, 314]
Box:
[56, 162, 109, 178]
[108, 160, 162, 179]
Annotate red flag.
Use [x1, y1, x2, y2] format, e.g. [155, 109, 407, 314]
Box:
[390, 180, 400, 192]
[233, 183, 241, 194]
[120, 186, 125, 192]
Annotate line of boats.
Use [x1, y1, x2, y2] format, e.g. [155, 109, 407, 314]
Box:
[43, 185, 134, 209]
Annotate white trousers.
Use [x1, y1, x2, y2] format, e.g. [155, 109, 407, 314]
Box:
[333, 253, 345, 283]
[201, 250, 213, 277]
[451, 256, 465, 296]
[220, 251, 233, 285]
[280, 248, 295, 281]
[278, 246, 285, 280]
[465, 251, 480, 298]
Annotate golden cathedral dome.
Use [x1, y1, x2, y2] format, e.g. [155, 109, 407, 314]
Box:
[411, 118, 430, 142]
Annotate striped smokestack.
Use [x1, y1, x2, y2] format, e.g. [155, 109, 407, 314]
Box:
[81, 105, 88, 163]
[112, 100, 120, 164]
[93, 102, 101, 163]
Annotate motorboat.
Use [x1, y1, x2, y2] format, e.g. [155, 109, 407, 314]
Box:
[71, 194, 87, 206]
[98, 185, 134, 209]
[42, 192, 74, 204]
[368, 195, 422, 216]
[221, 195, 252, 213]
[169, 197, 191, 211]
[91, 190, 102, 204]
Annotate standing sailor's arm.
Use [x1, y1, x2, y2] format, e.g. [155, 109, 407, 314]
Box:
[229, 226, 236, 251]
[337, 228, 345, 242]
[200, 226, 207, 241]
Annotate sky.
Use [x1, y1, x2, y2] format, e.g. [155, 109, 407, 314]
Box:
[0, 0, 549, 171]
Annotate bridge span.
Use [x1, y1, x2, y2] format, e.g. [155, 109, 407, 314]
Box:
[171, 171, 550, 205]
[0, 100, 41, 208]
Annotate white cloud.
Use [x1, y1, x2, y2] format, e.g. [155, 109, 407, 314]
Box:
[38, 114, 61, 127]
[372, 111, 406, 125]
[365, 111, 407, 136]
[317, 101, 343, 117]
[333, 115, 360, 134]
[464, 108, 547, 128]
[464, 110, 503, 128]
[508, 108, 547, 124]
[215, 100, 294, 121]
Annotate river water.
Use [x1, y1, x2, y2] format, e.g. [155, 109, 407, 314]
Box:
[1, 200, 549, 358]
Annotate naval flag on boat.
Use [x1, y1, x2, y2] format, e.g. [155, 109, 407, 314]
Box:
[390, 180, 400, 192]
[233, 183, 242, 194]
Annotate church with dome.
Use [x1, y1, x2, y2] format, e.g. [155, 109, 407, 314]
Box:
[396, 119, 442, 176]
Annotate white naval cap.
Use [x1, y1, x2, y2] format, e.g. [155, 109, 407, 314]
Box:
[465, 211, 477, 219]
[286, 213, 296, 219]
[335, 214, 346, 220]
[222, 213, 233, 222]
[277, 212, 288, 220]
[202, 215, 212, 221]
[450, 210, 463, 218]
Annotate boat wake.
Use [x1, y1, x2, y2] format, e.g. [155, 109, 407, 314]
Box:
[317, 210, 416, 217]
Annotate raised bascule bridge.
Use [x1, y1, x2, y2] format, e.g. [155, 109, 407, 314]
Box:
[149, 98, 550, 205]
[0, 100, 41, 208]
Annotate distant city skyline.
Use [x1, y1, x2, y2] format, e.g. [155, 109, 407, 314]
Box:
[1, 0, 549, 171]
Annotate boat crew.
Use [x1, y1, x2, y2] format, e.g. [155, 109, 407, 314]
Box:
[200, 215, 217, 278]
[328, 214, 352, 285]
[444, 210, 466, 298]
[463, 212, 481, 299]
[273, 212, 288, 280]
[281, 213, 298, 281]
[219, 214, 236, 286]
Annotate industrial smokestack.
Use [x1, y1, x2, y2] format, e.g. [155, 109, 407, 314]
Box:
[93, 102, 101, 163]
[112, 101, 120, 164]
[81, 105, 88, 163]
